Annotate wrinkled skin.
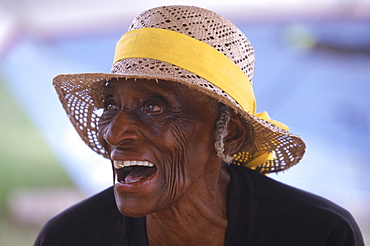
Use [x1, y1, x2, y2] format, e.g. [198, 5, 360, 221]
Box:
[98, 78, 247, 245]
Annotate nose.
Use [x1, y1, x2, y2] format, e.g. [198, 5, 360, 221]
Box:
[102, 110, 142, 148]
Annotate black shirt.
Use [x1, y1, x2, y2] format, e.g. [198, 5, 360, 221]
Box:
[35, 165, 364, 245]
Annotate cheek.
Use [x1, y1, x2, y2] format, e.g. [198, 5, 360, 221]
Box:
[155, 121, 217, 210]
[152, 124, 190, 208]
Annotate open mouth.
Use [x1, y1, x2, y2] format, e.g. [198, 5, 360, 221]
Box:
[113, 160, 157, 184]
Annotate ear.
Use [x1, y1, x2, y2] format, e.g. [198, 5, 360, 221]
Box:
[223, 110, 248, 156]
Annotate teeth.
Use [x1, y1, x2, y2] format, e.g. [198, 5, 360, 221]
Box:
[113, 160, 154, 169]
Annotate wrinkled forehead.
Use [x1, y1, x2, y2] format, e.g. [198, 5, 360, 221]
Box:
[102, 78, 220, 110]
[103, 78, 184, 94]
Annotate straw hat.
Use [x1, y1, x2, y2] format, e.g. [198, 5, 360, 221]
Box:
[53, 5, 305, 173]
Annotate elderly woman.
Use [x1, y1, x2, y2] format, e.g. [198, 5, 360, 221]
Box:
[35, 5, 364, 246]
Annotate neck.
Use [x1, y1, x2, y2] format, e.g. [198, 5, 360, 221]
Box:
[146, 166, 230, 246]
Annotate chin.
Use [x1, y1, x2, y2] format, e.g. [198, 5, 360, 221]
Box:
[117, 207, 148, 218]
[115, 200, 148, 218]
[113, 190, 159, 218]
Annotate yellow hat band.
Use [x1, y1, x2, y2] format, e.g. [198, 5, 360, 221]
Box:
[113, 27, 256, 114]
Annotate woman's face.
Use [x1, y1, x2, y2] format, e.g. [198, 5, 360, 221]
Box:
[98, 79, 221, 217]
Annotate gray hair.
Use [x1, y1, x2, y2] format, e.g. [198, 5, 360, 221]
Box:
[214, 104, 233, 164]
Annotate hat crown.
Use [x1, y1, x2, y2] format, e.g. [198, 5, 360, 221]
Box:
[128, 5, 255, 83]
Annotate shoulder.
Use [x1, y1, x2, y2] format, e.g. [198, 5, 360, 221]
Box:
[34, 187, 127, 246]
[42, 186, 119, 230]
[227, 165, 364, 245]
[228, 164, 351, 216]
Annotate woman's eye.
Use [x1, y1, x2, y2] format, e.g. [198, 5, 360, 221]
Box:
[103, 100, 119, 111]
[145, 103, 162, 113]
[107, 104, 118, 110]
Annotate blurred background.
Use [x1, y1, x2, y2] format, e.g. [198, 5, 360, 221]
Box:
[0, 0, 369, 245]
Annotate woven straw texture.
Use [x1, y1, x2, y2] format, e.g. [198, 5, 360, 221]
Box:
[53, 5, 306, 173]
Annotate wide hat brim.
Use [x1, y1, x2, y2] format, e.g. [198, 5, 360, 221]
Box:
[53, 5, 306, 173]
[53, 69, 306, 174]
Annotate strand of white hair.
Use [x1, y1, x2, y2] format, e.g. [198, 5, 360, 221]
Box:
[214, 104, 233, 164]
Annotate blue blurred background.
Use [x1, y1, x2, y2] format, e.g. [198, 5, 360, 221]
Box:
[0, 0, 369, 244]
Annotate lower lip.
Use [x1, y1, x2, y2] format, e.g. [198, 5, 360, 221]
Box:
[114, 171, 158, 193]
